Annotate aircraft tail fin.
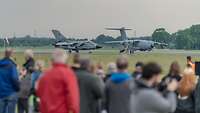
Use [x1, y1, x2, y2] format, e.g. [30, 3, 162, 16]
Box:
[106, 27, 132, 41]
[52, 30, 67, 42]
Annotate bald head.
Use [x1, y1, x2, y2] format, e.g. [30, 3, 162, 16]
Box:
[5, 48, 14, 58]
[52, 49, 68, 64]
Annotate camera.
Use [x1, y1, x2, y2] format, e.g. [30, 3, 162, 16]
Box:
[157, 77, 173, 92]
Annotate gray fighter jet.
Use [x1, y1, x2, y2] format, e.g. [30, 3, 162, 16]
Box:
[52, 30, 102, 53]
[105, 27, 167, 54]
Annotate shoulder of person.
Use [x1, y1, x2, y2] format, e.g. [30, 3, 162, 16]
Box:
[88, 74, 101, 82]
[138, 88, 162, 99]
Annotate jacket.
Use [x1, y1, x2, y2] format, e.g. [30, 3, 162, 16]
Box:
[130, 79, 177, 113]
[105, 72, 132, 113]
[75, 69, 104, 113]
[0, 58, 19, 98]
[31, 70, 42, 89]
[195, 79, 200, 113]
[37, 63, 80, 113]
[18, 73, 32, 98]
[23, 57, 35, 74]
[175, 93, 195, 113]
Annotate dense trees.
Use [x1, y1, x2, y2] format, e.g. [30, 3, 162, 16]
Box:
[152, 25, 200, 49]
[0, 36, 55, 47]
[172, 25, 200, 49]
[152, 28, 171, 43]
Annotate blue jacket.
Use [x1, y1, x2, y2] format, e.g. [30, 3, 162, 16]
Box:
[0, 58, 20, 98]
[110, 72, 131, 84]
[31, 71, 42, 89]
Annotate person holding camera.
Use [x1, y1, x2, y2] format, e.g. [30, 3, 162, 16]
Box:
[162, 61, 182, 82]
[130, 62, 178, 113]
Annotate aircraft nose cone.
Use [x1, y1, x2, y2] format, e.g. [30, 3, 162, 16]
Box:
[96, 45, 102, 49]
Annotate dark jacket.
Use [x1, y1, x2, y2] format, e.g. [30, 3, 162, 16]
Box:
[0, 58, 20, 98]
[162, 74, 182, 82]
[195, 79, 200, 113]
[23, 57, 35, 74]
[175, 93, 195, 113]
[132, 71, 142, 79]
[75, 69, 104, 113]
[105, 72, 132, 113]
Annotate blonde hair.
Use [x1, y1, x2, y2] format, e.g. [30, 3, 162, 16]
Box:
[24, 49, 34, 58]
[178, 68, 197, 97]
[35, 60, 45, 71]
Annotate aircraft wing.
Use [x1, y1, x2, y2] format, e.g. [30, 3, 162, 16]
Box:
[106, 28, 132, 30]
[104, 40, 133, 44]
[55, 42, 78, 46]
[104, 41, 125, 44]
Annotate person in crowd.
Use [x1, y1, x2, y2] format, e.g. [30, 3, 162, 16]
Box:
[105, 56, 132, 113]
[71, 53, 81, 71]
[23, 49, 35, 74]
[37, 49, 79, 113]
[195, 71, 200, 113]
[89, 61, 97, 74]
[187, 56, 195, 71]
[17, 49, 35, 113]
[31, 60, 45, 112]
[0, 48, 20, 113]
[96, 62, 106, 79]
[175, 68, 197, 113]
[104, 62, 117, 82]
[132, 61, 144, 79]
[130, 62, 178, 113]
[74, 57, 104, 113]
[162, 61, 182, 82]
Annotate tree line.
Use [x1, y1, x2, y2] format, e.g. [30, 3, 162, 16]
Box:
[152, 24, 200, 49]
[1, 24, 200, 49]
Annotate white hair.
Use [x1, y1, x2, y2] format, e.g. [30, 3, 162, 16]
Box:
[107, 62, 117, 74]
[24, 49, 34, 58]
[52, 49, 68, 64]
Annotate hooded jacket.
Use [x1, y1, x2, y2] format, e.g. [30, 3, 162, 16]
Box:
[0, 58, 19, 98]
[130, 79, 177, 113]
[105, 72, 132, 113]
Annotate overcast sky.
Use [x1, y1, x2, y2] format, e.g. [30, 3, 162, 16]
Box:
[0, 0, 200, 38]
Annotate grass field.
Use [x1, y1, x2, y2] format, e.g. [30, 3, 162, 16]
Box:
[1, 48, 200, 75]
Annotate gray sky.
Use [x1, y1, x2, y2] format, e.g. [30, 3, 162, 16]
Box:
[0, 0, 200, 38]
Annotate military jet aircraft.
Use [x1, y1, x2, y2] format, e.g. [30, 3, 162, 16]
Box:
[52, 30, 102, 53]
[105, 27, 167, 54]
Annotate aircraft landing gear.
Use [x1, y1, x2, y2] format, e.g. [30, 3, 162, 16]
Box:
[130, 50, 134, 54]
[68, 50, 72, 53]
[75, 49, 79, 53]
[89, 51, 93, 54]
